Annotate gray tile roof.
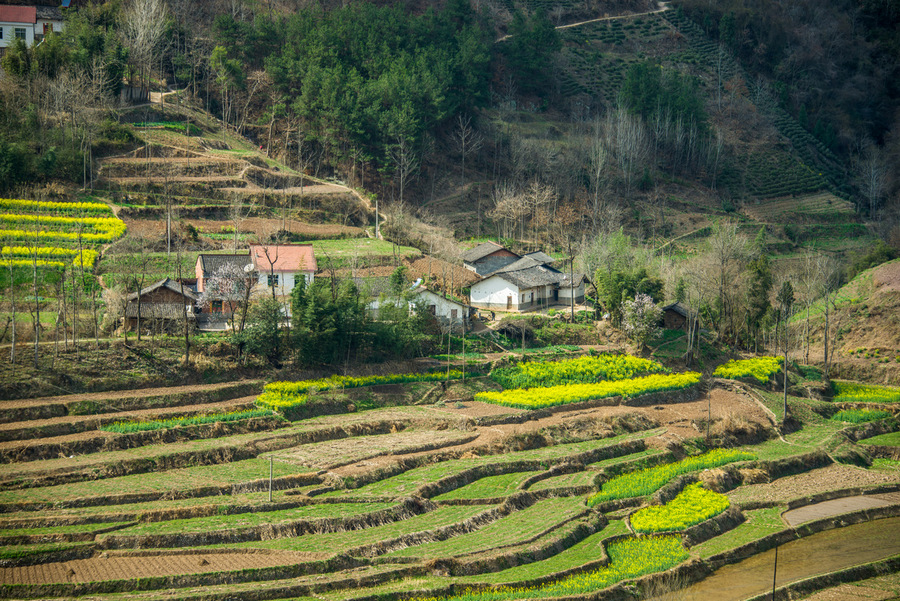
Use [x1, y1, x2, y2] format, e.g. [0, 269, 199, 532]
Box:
[126, 278, 198, 302]
[522, 251, 555, 265]
[461, 241, 511, 263]
[198, 254, 253, 276]
[125, 303, 195, 319]
[496, 265, 564, 289]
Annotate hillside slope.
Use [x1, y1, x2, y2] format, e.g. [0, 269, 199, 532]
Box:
[795, 259, 900, 385]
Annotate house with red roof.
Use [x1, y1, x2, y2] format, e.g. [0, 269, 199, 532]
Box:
[249, 243, 316, 298]
[0, 5, 63, 49]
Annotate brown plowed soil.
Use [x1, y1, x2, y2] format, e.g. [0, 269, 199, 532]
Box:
[0, 550, 328, 585]
[123, 216, 363, 242]
[0, 381, 258, 409]
[729, 464, 900, 506]
[331, 387, 768, 477]
[0, 396, 259, 449]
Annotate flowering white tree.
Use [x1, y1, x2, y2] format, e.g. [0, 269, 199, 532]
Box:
[199, 262, 254, 336]
[623, 293, 662, 350]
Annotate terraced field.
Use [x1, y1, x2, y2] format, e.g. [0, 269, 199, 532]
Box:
[0, 356, 898, 601]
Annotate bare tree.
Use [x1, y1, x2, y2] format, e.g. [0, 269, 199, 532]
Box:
[704, 220, 749, 340]
[453, 114, 484, 187]
[199, 262, 254, 337]
[587, 118, 617, 234]
[606, 104, 650, 192]
[858, 145, 888, 216]
[119, 0, 168, 103]
[388, 134, 420, 212]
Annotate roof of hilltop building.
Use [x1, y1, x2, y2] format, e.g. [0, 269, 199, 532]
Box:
[522, 251, 555, 265]
[197, 254, 253, 274]
[249, 243, 317, 272]
[126, 278, 198, 302]
[0, 5, 36, 22]
[461, 241, 513, 263]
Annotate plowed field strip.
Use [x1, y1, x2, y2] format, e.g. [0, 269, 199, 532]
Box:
[1, 551, 324, 584]
[0, 397, 258, 446]
[0, 381, 261, 409]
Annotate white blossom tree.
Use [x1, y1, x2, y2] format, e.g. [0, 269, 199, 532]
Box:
[623, 293, 662, 350]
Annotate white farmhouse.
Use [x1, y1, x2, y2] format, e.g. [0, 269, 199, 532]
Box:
[469, 257, 565, 312]
[249, 243, 316, 298]
[0, 5, 63, 49]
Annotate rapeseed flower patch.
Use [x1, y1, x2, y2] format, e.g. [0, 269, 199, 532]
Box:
[587, 449, 755, 506]
[832, 381, 900, 403]
[0, 198, 111, 214]
[713, 356, 782, 383]
[474, 372, 701, 409]
[630, 483, 730, 533]
[491, 353, 666, 389]
[1, 246, 99, 270]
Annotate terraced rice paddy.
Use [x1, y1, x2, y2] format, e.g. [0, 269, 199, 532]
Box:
[0, 354, 897, 601]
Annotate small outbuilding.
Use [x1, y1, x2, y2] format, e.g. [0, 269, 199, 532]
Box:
[660, 302, 694, 331]
[124, 278, 197, 333]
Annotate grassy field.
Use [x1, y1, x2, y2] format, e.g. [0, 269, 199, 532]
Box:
[433, 471, 544, 500]
[456, 520, 630, 584]
[105, 502, 396, 537]
[859, 432, 900, 447]
[691, 507, 785, 558]
[385, 497, 586, 558]
[1, 346, 897, 601]
[202, 504, 492, 554]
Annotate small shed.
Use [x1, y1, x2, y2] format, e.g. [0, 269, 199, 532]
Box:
[124, 278, 197, 333]
[558, 273, 587, 304]
[661, 302, 693, 331]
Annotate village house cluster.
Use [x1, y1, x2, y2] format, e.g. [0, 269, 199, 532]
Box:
[123, 241, 594, 334]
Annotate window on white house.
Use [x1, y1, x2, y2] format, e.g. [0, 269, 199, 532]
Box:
[14, 28, 26, 40]
[267, 274, 279, 287]
[0, 28, 4, 40]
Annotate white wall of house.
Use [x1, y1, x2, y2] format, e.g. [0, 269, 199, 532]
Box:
[418, 289, 467, 322]
[255, 270, 313, 297]
[558, 281, 586, 302]
[470, 277, 522, 311]
[35, 19, 63, 40]
[0, 22, 34, 48]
